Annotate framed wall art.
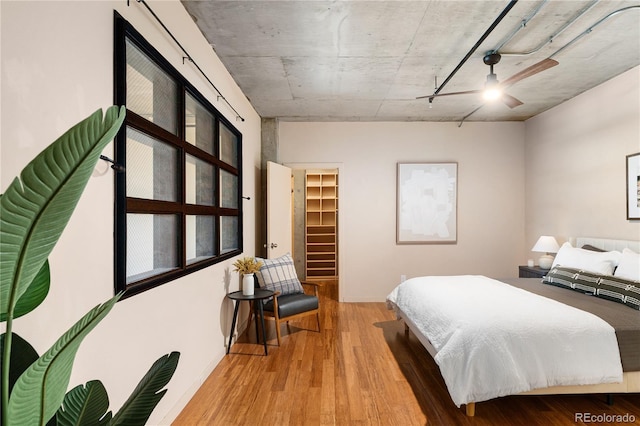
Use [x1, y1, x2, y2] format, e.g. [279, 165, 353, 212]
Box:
[397, 162, 457, 244]
[627, 152, 640, 220]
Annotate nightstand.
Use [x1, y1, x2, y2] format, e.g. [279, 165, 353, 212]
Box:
[518, 265, 548, 279]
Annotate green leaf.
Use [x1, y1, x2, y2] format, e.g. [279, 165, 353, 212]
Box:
[0, 261, 50, 322]
[0, 106, 125, 321]
[56, 380, 112, 426]
[111, 352, 180, 426]
[0, 332, 40, 395]
[7, 294, 121, 426]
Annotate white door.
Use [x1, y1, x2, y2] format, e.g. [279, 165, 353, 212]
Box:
[266, 161, 293, 258]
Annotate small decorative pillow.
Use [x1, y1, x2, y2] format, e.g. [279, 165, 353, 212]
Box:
[597, 275, 640, 310]
[581, 244, 605, 252]
[614, 248, 640, 281]
[552, 242, 621, 275]
[255, 253, 304, 296]
[542, 266, 599, 295]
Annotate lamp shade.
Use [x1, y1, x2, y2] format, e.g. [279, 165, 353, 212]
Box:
[531, 236, 560, 269]
[531, 236, 560, 253]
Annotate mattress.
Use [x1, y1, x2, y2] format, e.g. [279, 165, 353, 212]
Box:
[502, 277, 640, 372]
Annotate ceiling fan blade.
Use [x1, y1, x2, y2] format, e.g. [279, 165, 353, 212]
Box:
[457, 92, 520, 127]
[501, 93, 523, 109]
[416, 89, 482, 100]
[500, 58, 559, 88]
[458, 104, 485, 127]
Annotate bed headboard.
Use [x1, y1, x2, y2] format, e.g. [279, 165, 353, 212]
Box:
[573, 237, 640, 253]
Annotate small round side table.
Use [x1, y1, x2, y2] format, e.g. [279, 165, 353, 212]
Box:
[226, 289, 275, 355]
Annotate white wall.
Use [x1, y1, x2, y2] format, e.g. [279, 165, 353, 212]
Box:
[524, 66, 640, 251]
[278, 121, 527, 301]
[1, 1, 261, 424]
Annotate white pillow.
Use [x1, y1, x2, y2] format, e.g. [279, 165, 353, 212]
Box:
[551, 242, 621, 275]
[614, 248, 640, 281]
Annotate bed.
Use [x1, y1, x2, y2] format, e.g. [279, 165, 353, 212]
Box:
[386, 237, 640, 416]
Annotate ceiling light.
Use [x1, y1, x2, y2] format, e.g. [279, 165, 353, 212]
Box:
[483, 87, 502, 101]
[483, 72, 502, 101]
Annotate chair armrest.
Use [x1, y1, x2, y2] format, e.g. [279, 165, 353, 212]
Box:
[300, 281, 321, 297]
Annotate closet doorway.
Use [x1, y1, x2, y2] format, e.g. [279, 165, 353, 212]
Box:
[290, 165, 340, 301]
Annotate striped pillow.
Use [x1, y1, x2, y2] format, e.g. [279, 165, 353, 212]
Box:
[597, 275, 640, 310]
[542, 266, 640, 310]
[255, 253, 304, 296]
[542, 266, 599, 295]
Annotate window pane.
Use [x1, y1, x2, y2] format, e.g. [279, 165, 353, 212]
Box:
[127, 214, 179, 284]
[126, 39, 178, 134]
[220, 169, 238, 208]
[185, 93, 215, 155]
[185, 154, 215, 206]
[126, 127, 178, 202]
[219, 123, 238, 167]
[220, 216, 239, 254]
[186, 215, 216, 264]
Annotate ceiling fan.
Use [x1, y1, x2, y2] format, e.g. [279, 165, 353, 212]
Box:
[417, 52, 559, 109]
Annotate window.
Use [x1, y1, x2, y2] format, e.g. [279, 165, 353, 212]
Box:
[114, 14, 242, 298]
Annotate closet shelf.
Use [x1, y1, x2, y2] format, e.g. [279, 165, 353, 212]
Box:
[305, 170, 338, 281]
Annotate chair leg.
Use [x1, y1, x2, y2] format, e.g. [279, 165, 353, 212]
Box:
[273, 295, 281, 346]
[275, 319, 282, 346]
[315, 312, 321, 332]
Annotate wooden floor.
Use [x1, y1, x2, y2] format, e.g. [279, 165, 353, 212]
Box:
[173, 282, 640, 425]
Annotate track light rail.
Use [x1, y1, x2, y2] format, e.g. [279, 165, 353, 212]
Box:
[130, 0, 245, 122]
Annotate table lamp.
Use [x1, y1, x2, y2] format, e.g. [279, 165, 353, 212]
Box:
[532, 236, 560, 269]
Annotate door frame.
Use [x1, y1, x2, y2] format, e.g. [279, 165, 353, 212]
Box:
[284, 162, 344, 302]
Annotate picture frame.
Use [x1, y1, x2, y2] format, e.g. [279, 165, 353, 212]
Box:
[627, 152, 640, 220]
[397, 162, 457, 244]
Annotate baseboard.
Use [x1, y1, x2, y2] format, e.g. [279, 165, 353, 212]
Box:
[158, 318, 249, 424]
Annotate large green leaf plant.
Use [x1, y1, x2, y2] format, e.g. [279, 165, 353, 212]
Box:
[1, 107, 180, 426]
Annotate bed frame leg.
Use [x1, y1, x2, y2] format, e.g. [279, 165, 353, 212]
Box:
[404, 321, 409, 335]
[465, 403, 476, 417]
[606, 394, 614, 405]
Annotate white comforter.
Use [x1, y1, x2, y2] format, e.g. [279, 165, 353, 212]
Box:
[386, 275, 623, 406]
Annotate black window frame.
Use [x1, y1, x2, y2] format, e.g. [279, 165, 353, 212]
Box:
[113, 13, 243, 298]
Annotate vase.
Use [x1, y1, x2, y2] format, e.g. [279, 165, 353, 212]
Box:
[242, 273, 255, 296]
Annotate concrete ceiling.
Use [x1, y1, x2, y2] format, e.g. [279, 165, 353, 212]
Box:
[181, 0, 640, 123]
